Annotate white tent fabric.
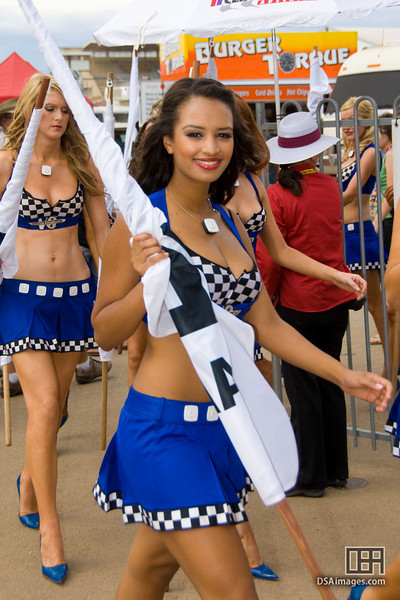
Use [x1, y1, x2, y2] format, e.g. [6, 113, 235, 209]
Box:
[307, 53, 332, 123]
[19, 0, 299, 506]
[94, 0, 400, 47]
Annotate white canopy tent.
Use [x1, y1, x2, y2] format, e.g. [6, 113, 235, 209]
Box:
[94, 0, 400, 121]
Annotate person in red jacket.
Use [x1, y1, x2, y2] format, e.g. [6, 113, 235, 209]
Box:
[257, 111, 363, 498]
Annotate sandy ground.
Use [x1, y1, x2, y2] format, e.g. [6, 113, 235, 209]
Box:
[0, 310, 398, 600]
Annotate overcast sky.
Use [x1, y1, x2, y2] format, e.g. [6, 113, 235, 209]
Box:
[2, 1, 400, 73]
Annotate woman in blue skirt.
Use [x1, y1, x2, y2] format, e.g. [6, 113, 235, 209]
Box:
[92, 78, 391, 600]
[0, 75, 110, 583]
[340, 97, 388, 363]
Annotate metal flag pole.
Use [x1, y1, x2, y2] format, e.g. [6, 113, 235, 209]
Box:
[271, 29, 281, 129]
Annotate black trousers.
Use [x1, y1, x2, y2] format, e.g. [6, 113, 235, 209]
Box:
[277, 302, 350, 489]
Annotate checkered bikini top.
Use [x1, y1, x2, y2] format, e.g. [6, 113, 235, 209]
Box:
[341, 144, 376, 195]
[242, 172, 266, 251]
[149, 188, 262, 320]
[183, 246, 261, 318]
[18, 182, 84, 230]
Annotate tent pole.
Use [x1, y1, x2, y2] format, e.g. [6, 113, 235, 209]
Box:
[271, 29, 281, 130]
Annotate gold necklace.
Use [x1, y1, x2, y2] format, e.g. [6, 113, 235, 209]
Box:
[167, 188, 219, 235]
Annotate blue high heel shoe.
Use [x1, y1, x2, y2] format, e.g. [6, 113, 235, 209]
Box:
[42, 563, 68, 584]
[16, 474, 39, 530]
[347, 583, 369, 599]
[251, 563, 279, 580]
[40, 536, 68, 584]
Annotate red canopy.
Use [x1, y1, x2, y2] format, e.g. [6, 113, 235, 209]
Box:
[0, 52, 40, 104]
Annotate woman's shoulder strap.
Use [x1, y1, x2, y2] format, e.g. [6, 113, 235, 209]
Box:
[148, 188, 169, 226]
[243, 171, 262, 203]
[211, 202, 247, 251]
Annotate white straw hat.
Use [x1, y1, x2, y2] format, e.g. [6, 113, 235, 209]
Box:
[267, 112, 339, 165]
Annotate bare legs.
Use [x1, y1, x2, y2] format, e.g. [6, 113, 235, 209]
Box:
[256, 356, 273, 388]
[116, 524, 258, 600]
[365, 270, 386, 352]
[364, 269, 398, 378]
[236, 521, 263, 568]
[12, 350, 80, 568]
[362, 554, 400, 600]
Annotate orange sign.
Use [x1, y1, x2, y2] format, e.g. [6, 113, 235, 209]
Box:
[230, 85, 311, 102]
[160, 31, 357, 101]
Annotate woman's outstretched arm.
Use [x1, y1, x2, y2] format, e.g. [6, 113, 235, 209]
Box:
[385, 203, 400, 310]
[245, 284, 391, 411]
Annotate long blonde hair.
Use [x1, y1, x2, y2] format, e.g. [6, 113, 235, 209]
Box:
[3, 74, 102, 197]
[340, 96, 375, 162]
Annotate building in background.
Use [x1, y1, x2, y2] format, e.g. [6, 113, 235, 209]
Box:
[61, 43, 160, 134]
[60, 31, 357, 136]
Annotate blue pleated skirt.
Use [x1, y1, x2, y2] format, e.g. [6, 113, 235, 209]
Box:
[0, 276, 97, 355]
[345, 220, 388, 272]
[93, 387, 253, 531]
[385, 388, 400, 458]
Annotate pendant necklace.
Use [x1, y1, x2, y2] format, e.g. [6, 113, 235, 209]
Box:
[167, 188, 219, 235]
[347, 149, 354, 158]
[41, 165, 52, 176]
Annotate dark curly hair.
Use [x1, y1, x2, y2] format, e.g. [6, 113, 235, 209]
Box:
[129, 78, 255, 204]
[233, 93, 269, 175]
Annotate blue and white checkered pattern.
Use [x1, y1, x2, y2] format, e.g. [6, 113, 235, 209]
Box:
[190, 255, 262, 311]
[244, 206, 266, 235]
[19, 183, 84, 227]
[93, 479, 252, 531]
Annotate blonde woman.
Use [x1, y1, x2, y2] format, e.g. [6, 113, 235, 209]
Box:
[0, 74, 109, 583]
[340, 97, 388, 358]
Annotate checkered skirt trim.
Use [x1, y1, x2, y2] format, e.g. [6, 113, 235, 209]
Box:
[93, 478, 253, 531]
[385, 419, 400, 457]
[0, 276, 97, 356]
[347, 260, 381, 272]
[344, 220, 388, 273]
[1, 335, 96, 356]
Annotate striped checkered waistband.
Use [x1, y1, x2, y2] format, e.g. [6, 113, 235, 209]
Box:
[0, 277, 93, 298]
[124, 387, 220, 424]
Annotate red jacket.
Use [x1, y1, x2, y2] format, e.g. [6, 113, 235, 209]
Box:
[256, 165, 355, 312]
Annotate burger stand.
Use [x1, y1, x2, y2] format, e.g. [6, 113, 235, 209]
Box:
[140, 30, 357, 133]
